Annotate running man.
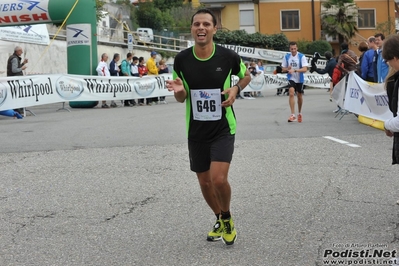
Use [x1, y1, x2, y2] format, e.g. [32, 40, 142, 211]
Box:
[282, 41, 309, 122]
[166, 8, 250, 245]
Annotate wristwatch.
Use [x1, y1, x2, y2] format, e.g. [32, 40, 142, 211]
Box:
[235, 84, 242, 93]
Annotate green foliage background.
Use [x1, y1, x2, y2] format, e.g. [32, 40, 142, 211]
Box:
[213, 30, 289, 51]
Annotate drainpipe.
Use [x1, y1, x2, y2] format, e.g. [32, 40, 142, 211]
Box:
[311, 0, 315, 41]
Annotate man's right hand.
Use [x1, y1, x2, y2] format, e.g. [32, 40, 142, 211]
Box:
[166, 78, 186, 102]
[166, 78, 185, 93]
[22, 65, 27, 70]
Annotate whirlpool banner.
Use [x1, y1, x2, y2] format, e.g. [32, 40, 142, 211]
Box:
[0, 72, 331, 111]
[0, 74, 174, 111]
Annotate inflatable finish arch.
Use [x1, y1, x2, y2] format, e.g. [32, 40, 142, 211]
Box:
[0, 0, 98, 75]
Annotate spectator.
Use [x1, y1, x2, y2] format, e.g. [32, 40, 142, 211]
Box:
[121, 52, 136, 107]
[332, 43, 358, 113]
[137, 56, 150, 106]
[248, 62, 262, 97]
[7, 46, 27, 115]
[313, 51, 337, 101]
[96, 53, 116, 108]
[361, 36, 377, 82]
[158, 59, 169, 104]
[109, 53, 120, 77]
[357, 41, 368, 77]
[381, 35, 399, 168]
[374, 33, 389, 83]
[147, 51, 159, 104]
[257, 60, 264, 72]
[7, 46, 27, 76]
[108, 53, 120, 108]
[131, 56, 139, 77]
[337, 42, 358, 72]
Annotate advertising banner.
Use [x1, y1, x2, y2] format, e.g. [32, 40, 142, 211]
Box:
[0, 73, 174, 111]
[332, 72, 392, 121]
[0, 0, 51, 25]
[67, 23, 91, 47]
[261, 73, 330, 91]
[0, 24, 49, 45]
[218, 44, 327, 68]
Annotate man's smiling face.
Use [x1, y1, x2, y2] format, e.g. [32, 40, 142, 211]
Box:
[191, 13, 217, 47]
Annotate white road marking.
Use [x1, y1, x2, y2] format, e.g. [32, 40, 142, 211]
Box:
[323, 136, 361, 148]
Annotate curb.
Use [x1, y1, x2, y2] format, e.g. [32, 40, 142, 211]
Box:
[358, 115, 384, 131]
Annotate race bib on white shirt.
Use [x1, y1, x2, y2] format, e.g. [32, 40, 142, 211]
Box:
[191, 89, 222, 121]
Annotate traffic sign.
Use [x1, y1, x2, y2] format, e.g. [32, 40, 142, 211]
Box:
[127, 33, 133, 51]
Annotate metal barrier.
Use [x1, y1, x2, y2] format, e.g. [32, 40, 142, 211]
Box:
[47, 25, 189, 54]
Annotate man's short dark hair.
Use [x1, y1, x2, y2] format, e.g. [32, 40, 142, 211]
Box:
[289, 41, 297, 47]
[133, 56, 138, 61]
[324, 51, 332, 60]
[191, 8, 217, 27]
[375, 33, 385, 40]
[358, 41, 368, 53]
[368, 37, 375, 43]
[113, 53, 120, 60]
[341, 42, 349, 51]
[127, 52, 132, 58]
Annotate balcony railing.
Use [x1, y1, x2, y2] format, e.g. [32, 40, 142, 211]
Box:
[47, 25, 192, 53]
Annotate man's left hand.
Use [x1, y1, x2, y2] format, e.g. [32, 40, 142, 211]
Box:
[221, 86, 238, 107]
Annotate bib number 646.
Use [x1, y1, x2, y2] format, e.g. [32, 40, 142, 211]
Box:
[197, 100, 216, 112]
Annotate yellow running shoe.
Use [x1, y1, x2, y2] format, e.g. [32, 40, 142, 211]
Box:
[222, 217, 237, 245]
[207, 219, 224, 241]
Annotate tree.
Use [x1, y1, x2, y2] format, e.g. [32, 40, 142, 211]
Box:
[96, 0, 106, 22]
[376, 16, 397, 37]
[135, 0, 197, 33]
[153, 0, 184, 11]
[135, 2, 163, 30]
[321, 0, 358, 47]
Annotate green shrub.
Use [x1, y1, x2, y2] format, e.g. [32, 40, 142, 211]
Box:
[306, 40, 332, 55]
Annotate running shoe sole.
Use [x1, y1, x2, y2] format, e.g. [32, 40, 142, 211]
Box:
[222, 233, 237, 245]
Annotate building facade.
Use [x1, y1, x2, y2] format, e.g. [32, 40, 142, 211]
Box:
[200, 0, 259, 32]
[200, 0, 398, 54]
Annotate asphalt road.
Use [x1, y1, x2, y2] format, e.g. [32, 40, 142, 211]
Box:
[1, 88, 398, 266]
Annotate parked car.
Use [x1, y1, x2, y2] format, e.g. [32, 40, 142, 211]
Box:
[262, 64, 290, 96]
[136, 28, 154, 43]
[263, 64, 280, 74]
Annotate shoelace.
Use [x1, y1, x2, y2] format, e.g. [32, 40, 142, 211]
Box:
[213, 221, 221, 232]
[224, 221, 231, 234]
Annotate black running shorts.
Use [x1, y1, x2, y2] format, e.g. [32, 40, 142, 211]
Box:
[188, 134, 235, 173]
[288, 80, 304, 94]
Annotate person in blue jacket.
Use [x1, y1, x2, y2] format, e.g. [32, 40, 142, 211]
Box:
[361, 37, 377, 82]
[373, 33, 389, 83]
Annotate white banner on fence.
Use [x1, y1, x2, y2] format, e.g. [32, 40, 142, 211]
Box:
[0, 73, 174, 111]
[260, 73, 330, 91]
[0, 24, 50, 45]
[0, 72, 332, 111]
[331, 75, 346, 108]
[218, 44, 327, 68]
[332, 72, 393, 121]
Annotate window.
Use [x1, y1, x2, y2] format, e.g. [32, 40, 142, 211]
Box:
[358, 9, 375, 28]
[240, 10, 254, 26]
[281, 10, 300, 30]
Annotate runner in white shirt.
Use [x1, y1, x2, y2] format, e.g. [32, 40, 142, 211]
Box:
[281, 41, 309, 122]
